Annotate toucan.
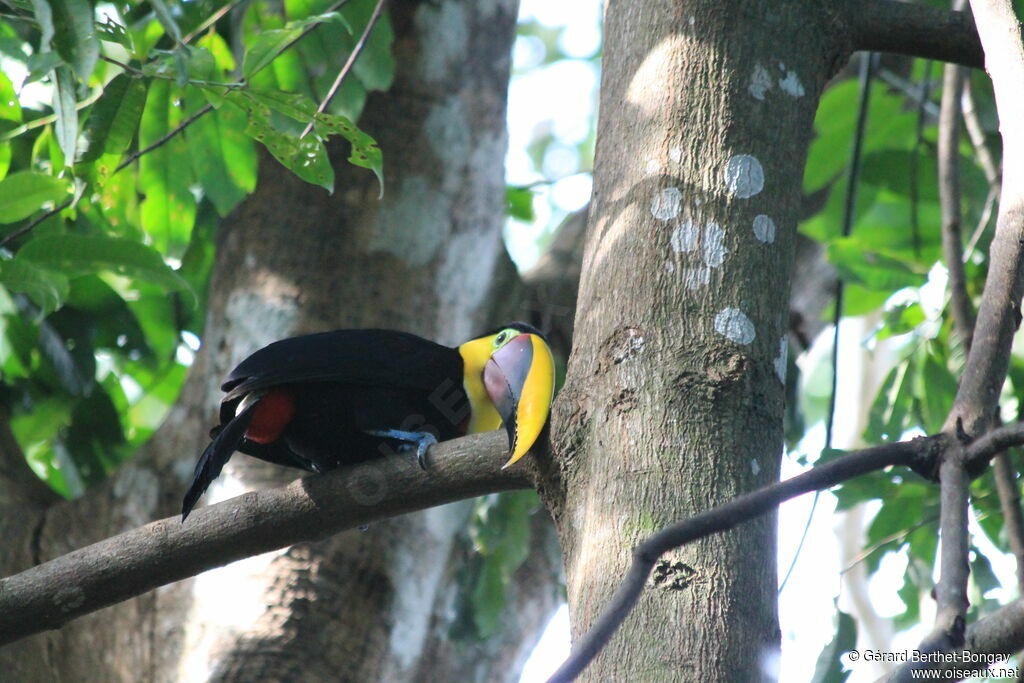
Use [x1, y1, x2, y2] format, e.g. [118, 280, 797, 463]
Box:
[181, 322, 555, 520]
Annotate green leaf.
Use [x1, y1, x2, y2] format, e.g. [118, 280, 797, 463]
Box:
[197, 31, 235, 72]
[52, 65, 78, 166]
[29, 0, 55, 55]
[228, 87, 311, 121]
[913, 346, 957, 434]
[861, 149, 939, 203]
[65, 386, 127, 484]
[827, 237, 926, 292]
[78, 74, 148, 163]
[64, 275, 150, 355]
[37, 314, 93, 395]
[468, 491, 537, 637]
[0, 143, 9, 182]
[970, 546, 999, 595]
[0, 258, 69, 313]
[0, 171, 71, 223]
[10, 397, 71, 449]
[139, 80, 197, 252]
[184, 92, 254, 215]
[810, 608, 855, 683]
[804, 80, 916, 193]
[867, 485, 926, 547]
[0, 71, 23, 123]
[865, 358, 913, 443]
[240, 101, 334, 191]
[24, 51, 62, 84]
[16, 233, 193, 296]
[315, 111, 382, 193]
[242, 12, 348, 78]
[229, 88, 383, 191]
[96, 14, 132, 48]
[149, 0, 183, 43]
[877, 303, 926, 340]
[50, 0, 99, 82]
[0, 23, 30, 66]
[841, 283, 892, 317]
[506, 186, 536, 221]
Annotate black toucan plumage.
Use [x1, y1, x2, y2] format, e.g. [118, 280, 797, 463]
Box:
[182, 323, 555, 520]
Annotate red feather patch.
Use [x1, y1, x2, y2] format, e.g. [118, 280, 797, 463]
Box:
[245, 389, 296, 443]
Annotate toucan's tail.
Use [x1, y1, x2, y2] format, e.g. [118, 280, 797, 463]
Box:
[181, 401, 260, 521]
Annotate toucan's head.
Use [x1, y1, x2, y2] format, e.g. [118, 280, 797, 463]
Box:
[459, 322, 555, 468]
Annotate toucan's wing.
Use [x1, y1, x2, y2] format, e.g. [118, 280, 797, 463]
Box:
[221, 329, 462, 402]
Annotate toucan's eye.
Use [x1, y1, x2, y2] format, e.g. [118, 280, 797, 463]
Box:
[495, 331, 508, 347]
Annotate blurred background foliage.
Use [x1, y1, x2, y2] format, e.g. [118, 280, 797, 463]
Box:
[0, 0, 390, 497]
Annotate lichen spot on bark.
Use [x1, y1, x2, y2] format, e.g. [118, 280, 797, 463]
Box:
[714, 308, 756, 345]
[774, 337, 787, 383]
[779, 68, 805, 97]
[651, 187, 682, 221]
[670, 220, 698, 253]
[749, 63, 773, 100]
[724, 154, 765, 199]
[702, 222, 728, 267]
[54, 585, 86, 612]
[753, 214, 777, 243]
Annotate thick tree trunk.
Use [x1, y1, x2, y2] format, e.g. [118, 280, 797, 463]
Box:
[548, 2, 843, 679]
[0, 1, 561, 680]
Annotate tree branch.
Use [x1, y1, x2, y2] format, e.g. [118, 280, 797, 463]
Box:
[992, 449, 1024, 594]
[881, 597, 1024, 681]
[917, 447, 970, 656]
[850, 1, 983, 69]
[946, 0, 1024, 438]
[0, 431, 528, 646]
[547, 420, 1024, 683]
[938, 53, 975, 352]
[547, 437, 940, 683]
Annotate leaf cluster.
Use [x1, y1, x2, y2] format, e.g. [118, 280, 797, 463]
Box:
[0, 0, 393, 495]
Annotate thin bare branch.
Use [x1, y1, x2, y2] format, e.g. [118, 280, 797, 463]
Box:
[939, 55, 976, 352]
[0, 196, 73, 249]
[992, 451, 1024, 594]
[0, 431, 527, 646]
[113, 104, 213, 175]
[300, 0, 386, 139]
[962, 80, 1001, 186]
[850, 1, 983, 69]
[107, 70, 240, 174]
[181, 0, 244, 45]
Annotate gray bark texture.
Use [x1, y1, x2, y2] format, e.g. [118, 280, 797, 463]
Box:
[545, 1, 843, 679]
[0, 0, 561, 681]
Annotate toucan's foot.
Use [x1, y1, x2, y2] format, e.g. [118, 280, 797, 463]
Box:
[365, 429, 437, 470]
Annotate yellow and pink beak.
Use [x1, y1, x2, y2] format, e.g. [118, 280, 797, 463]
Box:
[459, 326, 555, 467]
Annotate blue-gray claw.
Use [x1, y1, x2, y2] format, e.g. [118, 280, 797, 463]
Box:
[366, 429, 437, 470]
